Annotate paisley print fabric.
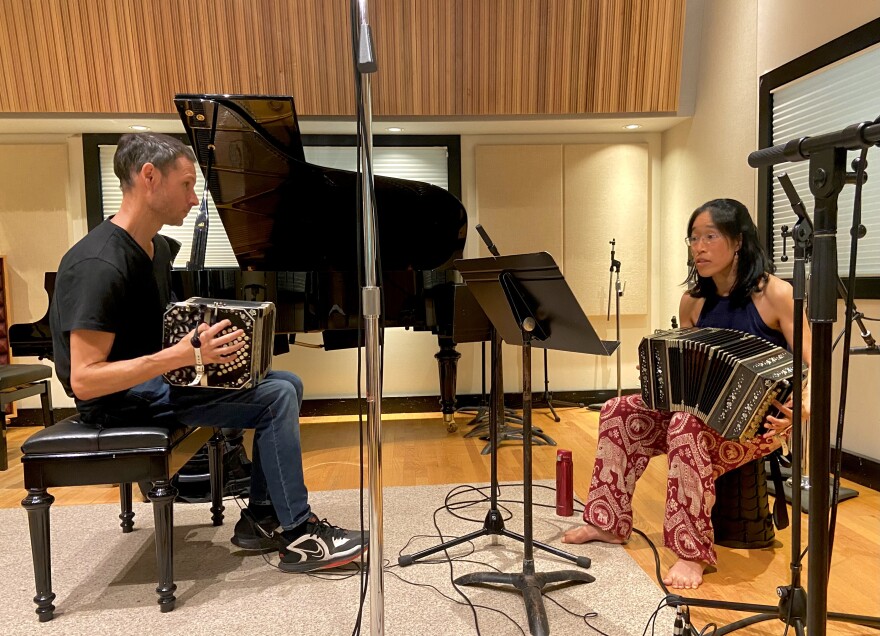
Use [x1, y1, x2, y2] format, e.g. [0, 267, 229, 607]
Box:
[583, 394, 781, 564]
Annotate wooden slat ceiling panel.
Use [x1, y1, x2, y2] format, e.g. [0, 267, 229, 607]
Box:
[0, 0, 685, 115]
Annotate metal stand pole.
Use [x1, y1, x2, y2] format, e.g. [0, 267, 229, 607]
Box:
[351, 1, 383, 633]
[455, 320, 594, 636]
[588, 239, 623, 411]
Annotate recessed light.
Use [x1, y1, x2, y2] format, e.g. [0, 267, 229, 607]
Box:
[622, 124, 642, 130]
[129, 125, 151, 131]
[386, 127, 404, 132]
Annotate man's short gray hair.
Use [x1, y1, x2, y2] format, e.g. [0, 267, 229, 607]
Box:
[113, 133, 196, 191]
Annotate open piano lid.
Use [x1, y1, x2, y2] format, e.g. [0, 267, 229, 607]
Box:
[174, 94, 467, 273]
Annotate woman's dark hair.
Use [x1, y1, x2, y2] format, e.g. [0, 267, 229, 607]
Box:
[683, 198, 774, 305]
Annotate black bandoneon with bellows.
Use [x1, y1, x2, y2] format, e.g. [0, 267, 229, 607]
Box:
[638, 327, 806, 441]
[163, 297, 276, 389]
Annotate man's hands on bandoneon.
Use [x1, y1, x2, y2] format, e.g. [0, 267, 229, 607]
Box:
[171, 319, 245, 367]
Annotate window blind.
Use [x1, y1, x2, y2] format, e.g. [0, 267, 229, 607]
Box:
[99, 144, 450, 268]
[770, 44, 880, 279]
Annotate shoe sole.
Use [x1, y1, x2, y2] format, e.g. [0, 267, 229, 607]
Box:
[278, 546, 368, 573]
[231, 535, 277, 551]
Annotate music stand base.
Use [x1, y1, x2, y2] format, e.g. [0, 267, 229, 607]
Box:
[455, 559, 595, 636]
[397, 508, 592, 568]
[478, 425, 557, 455]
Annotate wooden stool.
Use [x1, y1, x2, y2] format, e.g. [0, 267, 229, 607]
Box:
[20, 416, 225, 621]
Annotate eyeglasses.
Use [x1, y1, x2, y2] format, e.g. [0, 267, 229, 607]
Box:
[685, 232, 722, 247]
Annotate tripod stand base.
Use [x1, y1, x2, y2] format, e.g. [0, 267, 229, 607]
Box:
[767, 479, 859, 513]
[455, 560, 595, 636]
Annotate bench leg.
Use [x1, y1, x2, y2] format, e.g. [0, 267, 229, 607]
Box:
[21, 488, 56, 622]
[120, 483, 135, 533]
[148, 479, 177, 613]
[208, 430, 225, 526]
[0, 409, 7, 471]
[39, 381, 54, 426]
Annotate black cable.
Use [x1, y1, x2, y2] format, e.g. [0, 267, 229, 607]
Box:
[541, 593, 609, 635]
[828, 141, 871, 567]
[348, 3, 371, 635]
[391, 481, 676, 635]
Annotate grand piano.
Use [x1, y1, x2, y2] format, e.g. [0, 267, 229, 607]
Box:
[10, 94, 468, 429]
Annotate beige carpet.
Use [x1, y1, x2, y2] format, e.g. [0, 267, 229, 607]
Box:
[2, 481, 674, 635]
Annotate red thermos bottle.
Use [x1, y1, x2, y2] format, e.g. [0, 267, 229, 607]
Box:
[556, 449, 573, 516]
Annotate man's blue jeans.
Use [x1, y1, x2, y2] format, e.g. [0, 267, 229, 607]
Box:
[101, 370, 312, 531]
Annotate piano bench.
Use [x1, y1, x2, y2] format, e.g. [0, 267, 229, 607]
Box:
[1, 363, 55, 471]
[20, 415, 226, 622]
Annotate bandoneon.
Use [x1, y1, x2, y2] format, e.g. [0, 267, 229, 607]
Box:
[163, 297, 276, 389]
[638, 327, 806, 441]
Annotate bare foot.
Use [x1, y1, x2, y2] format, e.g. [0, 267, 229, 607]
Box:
[562, 524, 625, 545]
[662, 558, 707, 589]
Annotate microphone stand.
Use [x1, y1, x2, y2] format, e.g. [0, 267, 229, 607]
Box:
[350, 1, 384, 633]
[772, 174, 859, 511]
[588, 239, 624, 411]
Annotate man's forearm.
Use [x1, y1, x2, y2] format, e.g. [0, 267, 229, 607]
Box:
[71, 347, 191, 401]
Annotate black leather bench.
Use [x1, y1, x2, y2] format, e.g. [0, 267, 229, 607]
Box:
[20, 415, 225, 621]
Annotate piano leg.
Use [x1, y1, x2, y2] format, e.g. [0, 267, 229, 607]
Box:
[435, 337, 461, 432]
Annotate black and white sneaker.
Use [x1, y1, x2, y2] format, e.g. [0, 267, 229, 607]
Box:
[277, 517, 368, 573]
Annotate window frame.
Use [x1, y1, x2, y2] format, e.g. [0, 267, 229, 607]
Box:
[757, 16, 880, 298]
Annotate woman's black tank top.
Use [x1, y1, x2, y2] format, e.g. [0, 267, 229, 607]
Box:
[696, 295, 788, 349]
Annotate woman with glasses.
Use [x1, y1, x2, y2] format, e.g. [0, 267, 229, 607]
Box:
[562, 198, 810, 589]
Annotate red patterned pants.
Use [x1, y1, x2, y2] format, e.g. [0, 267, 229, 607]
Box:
[583, 394, 780, 564]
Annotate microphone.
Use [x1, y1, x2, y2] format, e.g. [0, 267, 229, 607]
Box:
[475, 224, 501, 256]
[748, 120, 880, 168]
[850, 346, 880, 355]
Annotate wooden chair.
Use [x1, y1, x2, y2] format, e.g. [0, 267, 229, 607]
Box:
[20, 415, 225, 621]
[0, 363, 54, 470]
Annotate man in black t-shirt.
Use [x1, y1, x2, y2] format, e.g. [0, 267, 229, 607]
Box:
[51, 133, 366, 573]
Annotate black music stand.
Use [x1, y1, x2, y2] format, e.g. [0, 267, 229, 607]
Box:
[398, 284, 575, 573]
[452, 284, 553, 452]
[452, 252, 618, 636]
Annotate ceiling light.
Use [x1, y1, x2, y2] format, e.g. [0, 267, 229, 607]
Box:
[622, 124, 642, 130]
[129, 124, 151, 131]
[386, 126, 404, 132]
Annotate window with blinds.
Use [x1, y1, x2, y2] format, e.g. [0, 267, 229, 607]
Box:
[98, 143, 451, 268]
[763, 33, 880, 289]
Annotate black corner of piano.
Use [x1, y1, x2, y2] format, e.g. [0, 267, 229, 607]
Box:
[9, 273, 56, 362]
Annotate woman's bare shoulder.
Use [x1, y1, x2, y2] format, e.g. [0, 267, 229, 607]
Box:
[679, 292, 702, 327]
[760, 274, 794, 306]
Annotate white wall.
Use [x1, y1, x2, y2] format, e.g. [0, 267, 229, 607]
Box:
[0, 137, 87, 409]
[757, 0, 880, 75]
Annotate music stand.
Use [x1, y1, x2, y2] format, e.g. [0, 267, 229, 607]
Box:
[398, 285, 575, 571]
[452, 252, 618, 636]
[453, 284, 553, 452]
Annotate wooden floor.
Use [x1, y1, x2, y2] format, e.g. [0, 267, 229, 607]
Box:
[3, 408, 878, 634]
